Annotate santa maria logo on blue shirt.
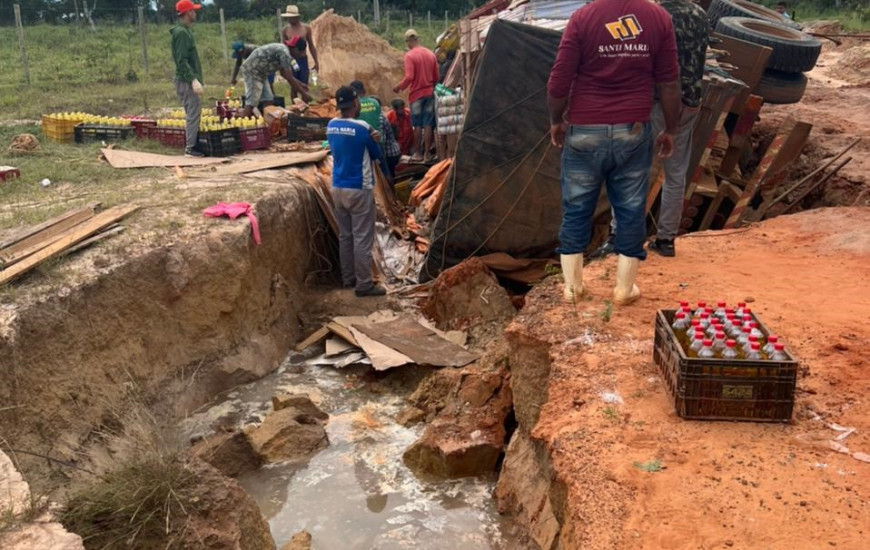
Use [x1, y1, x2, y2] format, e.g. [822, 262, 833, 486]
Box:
[606, 15, 643, 41]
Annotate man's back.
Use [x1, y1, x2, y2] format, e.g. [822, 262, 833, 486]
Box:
[548, 0, 678, 125]
[660, 0, 709, 107]
[327, 118, 381, 190]
[403, 47, 439, 103]
[358, 97, 382, 132]
[243, 44, 292, 77]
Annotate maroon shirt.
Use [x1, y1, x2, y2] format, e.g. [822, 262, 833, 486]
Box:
[548, 0, 680, 125]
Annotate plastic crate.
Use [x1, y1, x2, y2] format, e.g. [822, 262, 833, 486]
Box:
[74, 125, 134, 144]
[242, 95, 285, 111]
[287, 115, 331, 142]
[41, 115, 81, 143]
[126, 118, 158, 138]
[146, 126, 187, 149]
[197, 128, 241, 157]
[653, 309, 797, 423]
[239, 126, 271, 151]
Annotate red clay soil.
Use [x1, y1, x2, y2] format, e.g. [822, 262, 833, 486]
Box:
[505, 207, 870, 549]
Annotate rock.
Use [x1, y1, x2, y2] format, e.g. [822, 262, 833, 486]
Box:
[248, 407, 329, 464]
[403, 351, 513, 478]
[1, 523, 85, 550]
[396, 406, 426, 427]
[271, 393, 329, 421]
[190, 430, 262, 478]
[279, 531, 312, 550]
[421, 257, 515, 335]
[180, 459, 276, 550]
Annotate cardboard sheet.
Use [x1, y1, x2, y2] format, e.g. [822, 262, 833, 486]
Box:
[196, 150, 329, 176]
[352, 315, 479, 368]
[101, 148, 227, 169]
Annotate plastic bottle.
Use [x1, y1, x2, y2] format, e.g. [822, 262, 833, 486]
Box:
[749, 322, 764, 340]
[713, 331, 727, 353]
[747, 342, 763, 360]
[722, 339, 739, 359]
[699, 312, 711, 330]
[689, 333, 705, 356]
[694, 301, 707, 318]
[737, 326, 751, 347]
[763, 335, 779, 356]
[744, 335, 759, 354]
[770, 343, 788, 361]
[706, 319, 720, 338]
[735, 302, 747, 317]
[699, 339, 715, 359]
[679, 300, 690, 312]
[672, 312, 689, 332]
[689, 319, 702, 337]
[714, 301, 728, 319]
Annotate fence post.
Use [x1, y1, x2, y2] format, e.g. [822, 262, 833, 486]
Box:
[137, 7, 149, 77]
[219, 8, 229, 75]
[409, 12, 413, 28]
[445, 10, 449, 30]
[373, 0, 380, 26]
[428, 11, 431, 31]
[13, 4, 30, 86]
[276, 8, 283, 41]
[386, 11, 390, 33]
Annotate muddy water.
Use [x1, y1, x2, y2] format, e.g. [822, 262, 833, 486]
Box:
[179, 353, 518, 550]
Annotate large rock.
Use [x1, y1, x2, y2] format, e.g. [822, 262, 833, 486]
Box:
[247, 406, 329, 464]
[190, 430, 262, 478]
[271, 393, 329, 421]
[403, 347, 513, 478]
[279, 531, 312, 550]
[0, 450, 85, 550]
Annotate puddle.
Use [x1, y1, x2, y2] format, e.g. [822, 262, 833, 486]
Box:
[179, 353, 518, 549]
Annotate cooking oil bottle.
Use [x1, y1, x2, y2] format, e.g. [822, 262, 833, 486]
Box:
[722, 340, 739, 359]
[763, 335, 779, 356]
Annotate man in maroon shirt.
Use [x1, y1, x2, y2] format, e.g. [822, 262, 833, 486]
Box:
[394, 29, 439, 163]
[548, 0, 681, 306]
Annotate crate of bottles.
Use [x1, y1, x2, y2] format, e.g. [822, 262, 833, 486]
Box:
[197, 128, 241, 157]
[74, 124, 134, 144]
[653, 302, 797, 423]
[146, 126, 186, 149]
[41, 114, 86, 143]
[239, 126, 271, 151]
[287, 115, 331, 142]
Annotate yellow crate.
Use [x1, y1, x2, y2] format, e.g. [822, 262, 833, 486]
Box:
[41, 115, 81, 143]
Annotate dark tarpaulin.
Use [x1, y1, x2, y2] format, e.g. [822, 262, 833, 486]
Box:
[425, 20, 564, 279]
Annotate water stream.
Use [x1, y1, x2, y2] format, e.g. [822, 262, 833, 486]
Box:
[179, 352, 518, 549]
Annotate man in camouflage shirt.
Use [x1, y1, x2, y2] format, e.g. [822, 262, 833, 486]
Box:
[239, 42, 312, 118]
[597, 0, 709, 258]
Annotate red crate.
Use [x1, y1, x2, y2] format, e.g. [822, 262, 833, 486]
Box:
[127, 118, 157, 138]
[239, 126, 271, 151]
[0, 167, 21, 182]
[146, 126, 186, 149]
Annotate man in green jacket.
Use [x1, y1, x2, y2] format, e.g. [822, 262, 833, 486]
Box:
[171, 1, 204, 157]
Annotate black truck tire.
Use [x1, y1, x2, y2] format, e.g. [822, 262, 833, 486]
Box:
[753, 70, 808, 104]
[715, 17, 822, 73]
[708, 0, 801, 30]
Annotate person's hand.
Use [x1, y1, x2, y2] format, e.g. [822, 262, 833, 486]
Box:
[550, 122, 567, 148]
[191, 79, 204, 96]
[370, 130, 382, 143]
[230, 79, 237, 86]
[655, 131, 675, 159]
[392, 86, 400, 94]
[312, 62, 319, 72]
[301, 91, 313, 103]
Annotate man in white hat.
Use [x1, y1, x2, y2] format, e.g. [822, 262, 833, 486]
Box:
[281, 5, 319, 84]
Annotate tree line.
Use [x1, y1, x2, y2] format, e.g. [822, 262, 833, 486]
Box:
[0, 0, 481, 25]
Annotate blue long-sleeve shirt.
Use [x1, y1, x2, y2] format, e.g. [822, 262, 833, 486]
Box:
[326, 118, 382, 190]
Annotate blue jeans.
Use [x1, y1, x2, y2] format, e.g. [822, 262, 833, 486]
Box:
[557, 123, 653, 259]
[410, 95, 436, 128]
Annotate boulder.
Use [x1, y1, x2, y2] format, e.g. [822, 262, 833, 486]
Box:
[396, 406, 426, 427]
[279, 531, 312, 550]
[248, 407, 329, 464]
[271, 393, 329, 421]
[190, 430, 262, 478]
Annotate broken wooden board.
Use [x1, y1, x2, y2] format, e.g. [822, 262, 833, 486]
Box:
[352, 315, 479, 368]
[0, 206, 138, 286]
[0, 203, 99, 252]
[325, 321, 359, 348]
[325, 336, 357, 357]
[719, 94, 764, 177]
[713, 33, 772, 115]
[196, 150, 329, 176]
[294, 325, 331, 352]
[333, 316, 412, 371]
[0, 204, 99, 267]
[62, 226, 125, 257]
[101, 149, 226, 169]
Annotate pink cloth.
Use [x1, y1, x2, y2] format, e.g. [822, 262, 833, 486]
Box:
[203, 202, 261, 245]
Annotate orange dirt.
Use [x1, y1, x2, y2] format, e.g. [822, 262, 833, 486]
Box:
[506, 207, 870, 549]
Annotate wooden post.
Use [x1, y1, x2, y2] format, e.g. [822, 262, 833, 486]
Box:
[409, 12, 413, 28]
[276, 8, 283, 41]
[219, 8, 229, 74]
[137, 7, 149, 77]
[373, 0, 381, 25]
[73, 0, 81, 27]
[428, 11, 431, 31]
[358, 10, 361, 23]
[386, 11, 390, 33]
[13, 5, 30, 86]
[445, 10, 449, 29]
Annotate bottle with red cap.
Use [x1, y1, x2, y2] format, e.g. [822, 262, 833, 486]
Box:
[748, 322, 764, 340]
[693, 301, 707, 318]
[713, 331, 727, 353]
[744, 334, 760, 355]
[688, 332, 705, 357]
[698, 339, 715, 359]
[747, 342, 763, 360]
[770, 343, 788, 361]
[763, 335, 780, 356]
[722, 339, 739, 359]
[737, 326, 751, 347]
[735, 302, 747, 318]
[699, 312, 711, 330]
[714, 301, 727, 319]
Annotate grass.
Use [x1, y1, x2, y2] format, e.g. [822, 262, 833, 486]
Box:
[599, 300, 613, 323]
[633, 459, 664, 473]
[786, 2, 870, 31]
[602, 406, 620, 422]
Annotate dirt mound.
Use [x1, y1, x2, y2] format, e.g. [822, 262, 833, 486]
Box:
[833, 43, 870, 86]
[311, 10, 406, 106]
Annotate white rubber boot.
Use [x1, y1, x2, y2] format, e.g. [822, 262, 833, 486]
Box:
[612, 254, 641, 305]
[561, 254, 585, 302]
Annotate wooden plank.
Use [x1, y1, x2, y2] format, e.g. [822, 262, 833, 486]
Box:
[698, 181, 741, 231]
[325, 322, 359, 348]
[352, 316, 479, 368]
[62, 226, 125, 256]
[0, 210, 101, 267]
[0, 206, 138, 286]
[719, 94, 764, 177]
[685, 105, 731, 200]
[332, 317, 410, 371]
[762, 122, 813, 191]
[724, 118, 797, 228]
[713, 33, 772, 115]
[294, 325, 330, 351]
[201, 150, 329, 176]
[0, 203, 99, 251]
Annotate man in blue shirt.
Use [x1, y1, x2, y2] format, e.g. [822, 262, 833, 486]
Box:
[327, 86, 386, 297]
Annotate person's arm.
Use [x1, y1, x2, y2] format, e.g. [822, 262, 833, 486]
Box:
[306, 26, 319, 71]
[279, 67, 312, 102]
[172, 31, 196, 84]
[395, 54, 415, 93]
[366, 131, 383, 161]
[652, 14, 681, 158]
[282, 26, 291, 42]
[546, 12, 583, 147]
[231, 56, 242, 84]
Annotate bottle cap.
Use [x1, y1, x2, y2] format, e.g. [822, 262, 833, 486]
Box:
[680, 301, 689, 307]
[726, 340, 736, 347]
[750, 322, 758, 328]
[698, 302, 706, 307]
[751, 343, 760, 350]
[718, 302, 727, 307]
[775, 344, 784, 351]
[742, 327, 751, 333]
[749, 335, 758, 342]
[691, 319, 700, 326]
[738, 302, 746, 307]
[703, 340, 712, 346]
[769, 335, 778, 342]
[716, 331, 725, 338]
[706, 307, 714, 313]
[695, 333, 704, 340]
[744, 308, 752, 314]
[701, 312, 709, 319]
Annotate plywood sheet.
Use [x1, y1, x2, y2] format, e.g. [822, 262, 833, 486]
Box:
[199, 151, 329, 176]
[101, 149, 227, 169]
[352, 316, 479, 368]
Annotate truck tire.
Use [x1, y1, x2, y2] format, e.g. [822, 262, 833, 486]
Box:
[715, 17, 822, 73]
[708, 0, 801, 29]
[753, 70, 807, 104]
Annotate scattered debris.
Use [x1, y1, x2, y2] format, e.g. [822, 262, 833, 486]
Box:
[7, 133, 40, 154]
[633, 460, 665, 473]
